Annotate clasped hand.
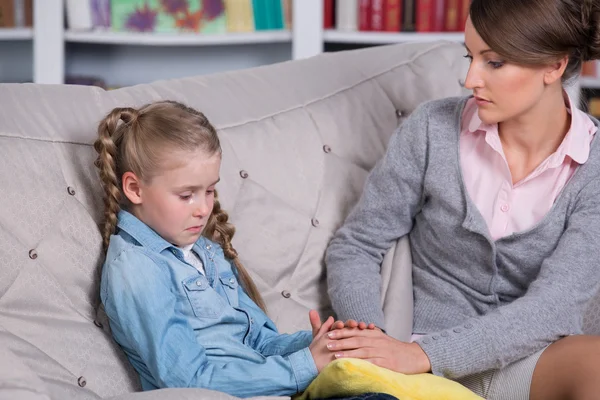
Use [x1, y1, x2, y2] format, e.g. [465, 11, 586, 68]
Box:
[308, 310, 431, 374]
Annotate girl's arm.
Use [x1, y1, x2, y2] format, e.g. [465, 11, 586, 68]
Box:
[102, 250, 317, 398]
[326, 103, 431, 329]
[254, 327, 313, 357]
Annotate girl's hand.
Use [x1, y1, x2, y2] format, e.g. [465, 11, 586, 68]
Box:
[309, 309, 335, 338]
[308, 314, 336, 372]
[326, 328, 431, 375]
[330, 319, 377, 331]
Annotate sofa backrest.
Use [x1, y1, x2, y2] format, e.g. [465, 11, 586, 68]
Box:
[0, 41, 477, 398]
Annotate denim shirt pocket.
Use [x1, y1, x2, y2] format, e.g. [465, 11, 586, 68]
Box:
[218, 272, 239, 308]
[182, 275, 226, 319]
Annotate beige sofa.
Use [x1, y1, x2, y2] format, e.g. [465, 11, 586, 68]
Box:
[1, 41, 598, 400]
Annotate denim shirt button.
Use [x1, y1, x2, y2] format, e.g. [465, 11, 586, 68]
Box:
[229, 278, 235, 284]
[206, 244, 212, 250]
[196, 280, 202, 287]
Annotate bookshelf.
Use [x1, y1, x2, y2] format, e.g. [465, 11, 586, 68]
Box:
[3, 0, 599, 99]
[64, 30, 293, 46]
[0, 27, 33, 40]
[323, 30, 464, 44]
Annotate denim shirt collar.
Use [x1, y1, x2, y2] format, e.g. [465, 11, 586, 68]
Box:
[116, 210, 216, 259]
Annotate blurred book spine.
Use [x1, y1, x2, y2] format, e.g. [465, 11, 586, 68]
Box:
[0, 0, 32, 28]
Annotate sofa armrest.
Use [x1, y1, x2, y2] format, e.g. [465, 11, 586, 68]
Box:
[380, 236, 413, 341]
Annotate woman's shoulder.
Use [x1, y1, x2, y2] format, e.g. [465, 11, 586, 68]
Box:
[402, 95, 470, 131]
[412, 95, 470, 114]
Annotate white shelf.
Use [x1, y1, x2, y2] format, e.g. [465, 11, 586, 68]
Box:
[0, 28, 33, 40]
[64, 30, 292, 46]
[580, 77, 600, 89]
[324, 30, 465, 44]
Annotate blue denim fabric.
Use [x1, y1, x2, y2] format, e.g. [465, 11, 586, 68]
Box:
[101, 211, 317, 398]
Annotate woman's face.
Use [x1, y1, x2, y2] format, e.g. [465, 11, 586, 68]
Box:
[463, 17, 550, 125]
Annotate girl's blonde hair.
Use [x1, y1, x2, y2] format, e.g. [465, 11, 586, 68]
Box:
[93, 100, 266, 312]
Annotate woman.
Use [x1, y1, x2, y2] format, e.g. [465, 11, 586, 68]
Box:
[325, 0, 600, 398]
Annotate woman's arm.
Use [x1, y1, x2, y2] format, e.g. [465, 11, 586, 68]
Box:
[102, 250, 317, 397]
[326, 103, 431, 329]
[329, 180, 600, 379]
[415, 179, 600, 378]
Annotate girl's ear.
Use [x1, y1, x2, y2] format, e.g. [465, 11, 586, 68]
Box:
[122, 172, 143, 205]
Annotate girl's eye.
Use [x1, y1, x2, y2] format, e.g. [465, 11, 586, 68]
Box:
[488, 61, 504, 69]
[179, 194, 192, 201]
[206, 190, 215, 196]
[463, 54, 473, 62]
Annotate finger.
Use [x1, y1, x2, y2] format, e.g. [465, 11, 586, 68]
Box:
[308, 310, 321, 337]
[345, 319, 359, 328]
[330, 320, 345, 331]
[333, 348, 376, 360]
[357, 321, 367, 330]
[319, 316, 335, 335]
[367, 323, 376, 330]
[328, 326, 380, 339]
[327, 337, 369, 352]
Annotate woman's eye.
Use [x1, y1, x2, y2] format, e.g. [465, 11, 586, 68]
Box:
[488, 61, 504, 69]
[463, 54, 473, 62]
[179, 194, 192, 201]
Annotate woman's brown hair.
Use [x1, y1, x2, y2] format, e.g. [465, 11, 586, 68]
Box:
[470, 0, 600, 83]
[93, 100, 266, 312]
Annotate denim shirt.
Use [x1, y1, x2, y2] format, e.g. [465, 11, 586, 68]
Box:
[100, 211, 317, 397]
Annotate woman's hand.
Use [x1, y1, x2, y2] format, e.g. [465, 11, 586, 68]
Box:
[326, 328, 432, 375]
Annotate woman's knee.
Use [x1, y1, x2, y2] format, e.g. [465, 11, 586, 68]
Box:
[531, 335, 600, 400]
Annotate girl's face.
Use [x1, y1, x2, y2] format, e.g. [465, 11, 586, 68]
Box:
[463, 17, 550, 125]
[125, 149, 221, 247]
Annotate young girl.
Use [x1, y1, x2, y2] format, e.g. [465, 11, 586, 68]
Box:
[93, 100, 339, 398]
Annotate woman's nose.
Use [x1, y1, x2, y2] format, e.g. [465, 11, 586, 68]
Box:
[463, 64, 483, 90]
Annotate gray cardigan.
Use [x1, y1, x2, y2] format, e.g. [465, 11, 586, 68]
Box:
[325, 96, 600, 379]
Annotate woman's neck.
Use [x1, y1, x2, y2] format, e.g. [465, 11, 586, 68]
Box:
[497, 87, 571, 184]
[498, 88, 571, 159]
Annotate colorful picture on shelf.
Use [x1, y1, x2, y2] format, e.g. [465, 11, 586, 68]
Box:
[111, 0, 226, 33]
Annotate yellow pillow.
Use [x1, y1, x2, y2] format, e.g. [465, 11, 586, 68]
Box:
[294, 358, 483, 400]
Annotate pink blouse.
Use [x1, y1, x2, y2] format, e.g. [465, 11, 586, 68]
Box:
[459, 96, 598, 240]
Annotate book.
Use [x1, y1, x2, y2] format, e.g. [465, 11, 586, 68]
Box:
[371, 0, 384, 31]
[91, 0, 111, 29]
[111, 0, 226, 33]
[444, 0, 459, 31]
[335, 0, 357, 31]
[224, 0, 254, 32]
[401, 0, 415, 31]
[66, 0, 93, 30]
[14, 0, 32, 27]
[0, 0, 15, 27]
[383, 0, 401, 32]
[323, 0, 334, 29]
[358, 0, 371, 31]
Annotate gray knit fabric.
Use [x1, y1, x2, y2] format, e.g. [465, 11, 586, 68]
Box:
[326, 96, 600, 378]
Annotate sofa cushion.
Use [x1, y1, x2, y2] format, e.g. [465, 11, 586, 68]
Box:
[0, 41, 468, 398]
